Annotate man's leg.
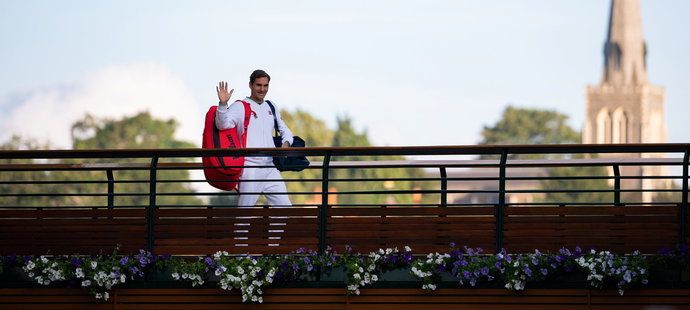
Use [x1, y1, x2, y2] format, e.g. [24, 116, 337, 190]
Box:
[263, 168, 291, 246]
[238, 167, 261, 207]
[264, 168, 292, 207]
[235, 167, 261, 247]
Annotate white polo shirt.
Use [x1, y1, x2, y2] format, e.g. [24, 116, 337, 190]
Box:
[215, 97, 294, 165]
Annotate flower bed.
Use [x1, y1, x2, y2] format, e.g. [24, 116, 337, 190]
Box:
[1, 244, 689, 303]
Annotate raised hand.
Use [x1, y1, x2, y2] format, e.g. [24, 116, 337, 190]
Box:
[216, 81, 234, 105]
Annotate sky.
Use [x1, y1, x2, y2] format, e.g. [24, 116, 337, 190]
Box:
[1, 0, 689, 149]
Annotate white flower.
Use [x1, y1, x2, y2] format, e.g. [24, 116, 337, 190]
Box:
[171, 272, 180, 280]
[237, 267, 245, 274]
[120, 274, 126, 283]
[75, 268, 84, 278]
[103, 292, 109, 300]
[91, 261, 98, 269]
[404, 246, 412, 252]
[26, 261, 35, 270]
[82, 280, 92, 287]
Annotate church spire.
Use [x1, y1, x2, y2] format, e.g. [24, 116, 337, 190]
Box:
[603, 0, 648, 85]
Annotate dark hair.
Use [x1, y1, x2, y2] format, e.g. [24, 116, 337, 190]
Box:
[249, 70, 271, 84]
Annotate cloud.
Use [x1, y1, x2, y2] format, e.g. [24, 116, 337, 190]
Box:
[0, 62, 202, 148]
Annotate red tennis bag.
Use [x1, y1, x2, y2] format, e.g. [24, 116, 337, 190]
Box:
[202, 101, 251, 191]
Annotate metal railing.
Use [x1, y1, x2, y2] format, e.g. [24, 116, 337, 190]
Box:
[1, 143, 688, 254]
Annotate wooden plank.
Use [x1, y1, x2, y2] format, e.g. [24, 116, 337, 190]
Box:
[154, 208, 318, 217]
[328, 207, 494, 216]
[0, 209, 146, 218]
[506, 206, 678, 216]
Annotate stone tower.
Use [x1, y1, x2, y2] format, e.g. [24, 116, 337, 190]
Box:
[582, 0, 669, 202]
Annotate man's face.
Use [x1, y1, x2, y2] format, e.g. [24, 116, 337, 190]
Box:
[249, 77, 269, 102]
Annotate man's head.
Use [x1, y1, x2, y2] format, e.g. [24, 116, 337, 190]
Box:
[249, 69, 270, 103]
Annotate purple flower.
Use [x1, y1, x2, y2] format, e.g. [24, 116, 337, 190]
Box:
[119, 256, 129, 266]
[139, 257, 148, 267]
[204, 257, 214, 267]
[307, 264, 314, 272]
[480, 267, 489, 276]
[70, 257, 83, 267]
[523, 267, 532, 277]
[462, 270, 471, 279]
[531, 257, 539, 266]
[449, 242, 456, 248]
[450, 249, 461, 258]
[540, 268, 548, 276]
[129, 266, 140, 276]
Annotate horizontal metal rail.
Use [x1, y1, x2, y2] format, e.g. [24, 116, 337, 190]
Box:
[0, 143, 688, 256]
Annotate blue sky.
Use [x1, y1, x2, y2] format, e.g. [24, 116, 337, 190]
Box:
[1, 0, 688, 148]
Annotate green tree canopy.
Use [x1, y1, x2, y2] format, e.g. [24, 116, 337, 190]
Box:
[1, 112, 201, 207]
[479, 105, 611, 204]
[480, 106, 580, 146]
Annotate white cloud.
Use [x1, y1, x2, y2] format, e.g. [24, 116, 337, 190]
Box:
[0, 62, 202, 148]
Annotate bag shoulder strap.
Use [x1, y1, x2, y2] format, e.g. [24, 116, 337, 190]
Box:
[265, 100, 280, 137]
[239, 100, 252, 147]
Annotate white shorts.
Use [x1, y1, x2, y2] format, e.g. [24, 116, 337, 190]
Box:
[238, 166, 292, 207]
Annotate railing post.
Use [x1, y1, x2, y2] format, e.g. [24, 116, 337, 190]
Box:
[496, 150, 507, 253]
[681, 149, 689, 246]
[147, 156, 159, 253]
[106, 169, 114, 209]
[440, 167, 447, 208]
[319, 152, 331, 255]
[613, 165, 622, 206]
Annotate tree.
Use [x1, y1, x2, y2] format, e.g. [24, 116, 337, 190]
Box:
[479, 106, 611, 204]
[270, 111, 435, 206]
[480, 106, 580, 146]
[69, 112, 202, 207]
[0, 112, 202, 208]
[0, 136, 68, 207]
[330, 116, 434, 206]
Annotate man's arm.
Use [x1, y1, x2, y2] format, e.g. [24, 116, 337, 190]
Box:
[273, 102, 294, 147]
[216, 81, 234, 106]
[214, 81, 243, 130]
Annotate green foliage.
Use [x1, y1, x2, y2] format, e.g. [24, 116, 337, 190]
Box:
[69, 112, 201, 207]
[480, 106, 580, 146]
[278, 112, 435, 206]
[479, 105, 611, 204]
[330, 116, 435, 205]
[0, 136, 75, 207]
[0, 112, 202, 207]
[540, 155, 613, 204]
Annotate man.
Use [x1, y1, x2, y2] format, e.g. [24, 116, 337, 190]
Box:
[215, 69, 294, 207]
